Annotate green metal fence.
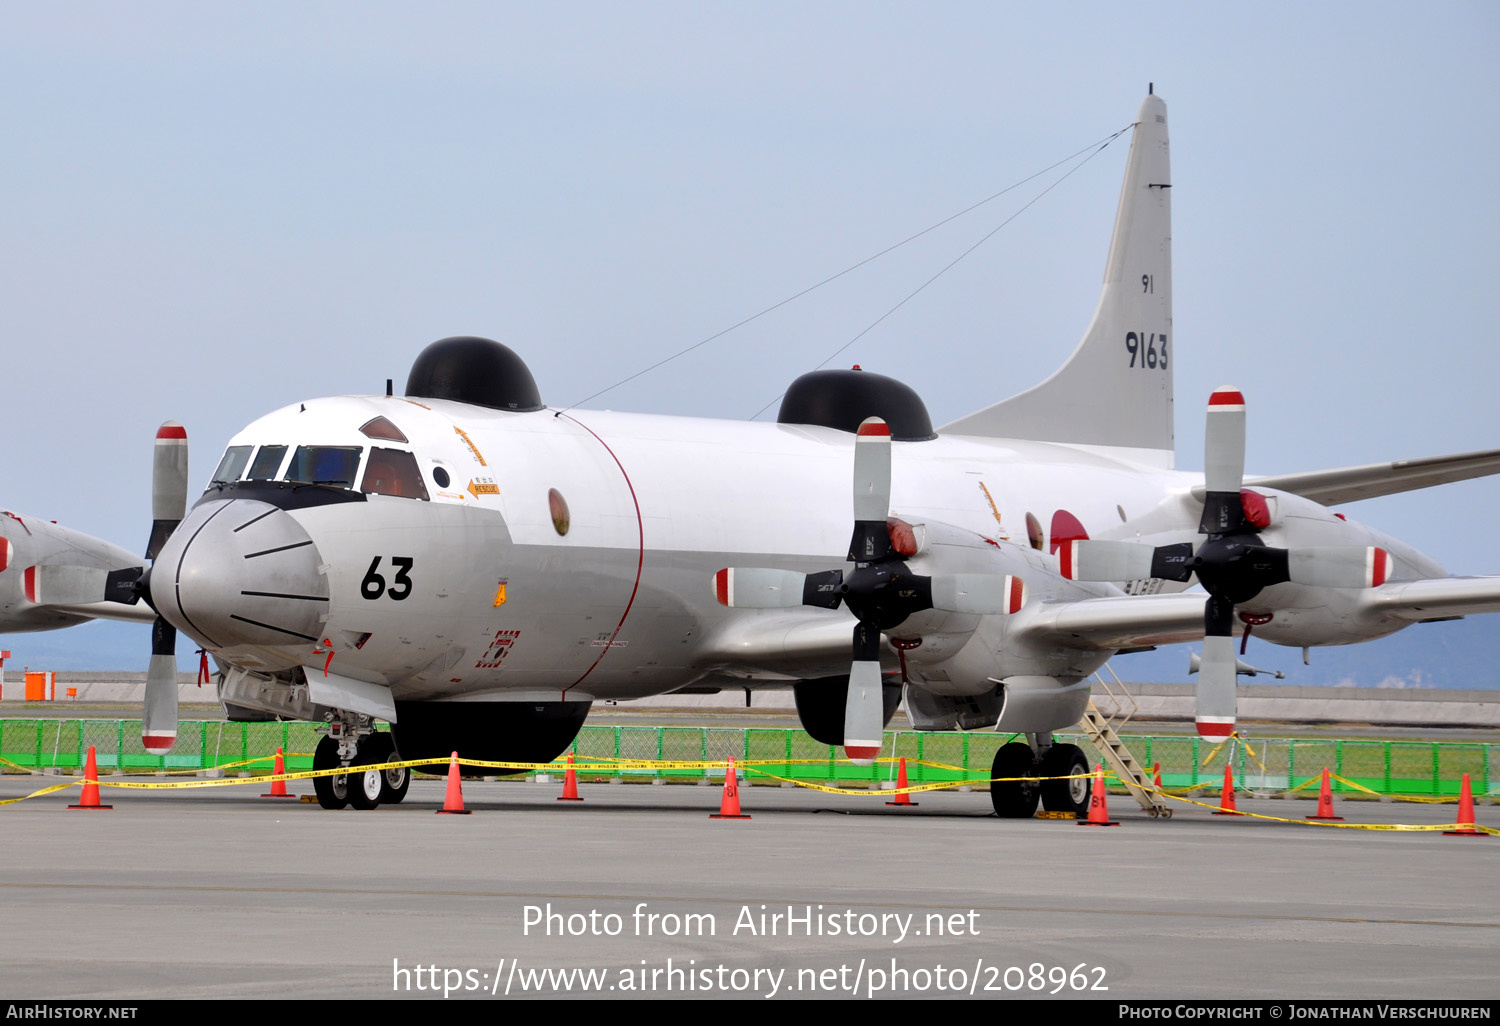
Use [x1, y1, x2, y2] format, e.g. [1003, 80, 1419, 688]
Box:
[0, 719, 1491, 796]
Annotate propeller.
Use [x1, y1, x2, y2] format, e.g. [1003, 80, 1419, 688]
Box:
[1061, 389, 1389, 739]
[714, 417, 1026, 764]
[142, 422, 189, 755]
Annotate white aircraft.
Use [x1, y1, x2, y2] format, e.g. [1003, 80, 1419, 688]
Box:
[6, 91, 1500, 816]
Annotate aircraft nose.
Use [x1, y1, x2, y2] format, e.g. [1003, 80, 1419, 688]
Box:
[151, 499, 328, 650]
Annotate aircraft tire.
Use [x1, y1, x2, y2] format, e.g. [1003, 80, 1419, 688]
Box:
[1038, 742, 1090, 816]
[348, 747, 384, 810]
[363, 732, 411, 804]
[313, 735, 350, 811]
[989, 741, 1040, 818]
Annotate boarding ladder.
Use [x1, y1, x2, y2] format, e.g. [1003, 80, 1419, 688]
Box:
[1076, 664, 1170, 818]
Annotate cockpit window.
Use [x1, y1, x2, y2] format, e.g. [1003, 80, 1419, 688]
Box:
[359, 416, 409, 443]
[247, 445, 288, 480]
[362, 448, 430, 501]
[210, 446, 253, 484]
[282, 446, 363, 488]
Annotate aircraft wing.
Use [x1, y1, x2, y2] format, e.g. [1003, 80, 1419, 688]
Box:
[1355, 575, 1500, 622]
[1244, 447, 1500, 505]
[1008, 592, 1210, 651]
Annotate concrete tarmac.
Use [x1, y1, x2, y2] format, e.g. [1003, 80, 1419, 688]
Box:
[0, 773, 1494, 1001]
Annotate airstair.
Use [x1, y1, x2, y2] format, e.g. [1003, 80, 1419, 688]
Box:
[1077, 664, 1170, 818]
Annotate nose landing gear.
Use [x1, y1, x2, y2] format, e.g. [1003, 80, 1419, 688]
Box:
[312, 725, 409, 810]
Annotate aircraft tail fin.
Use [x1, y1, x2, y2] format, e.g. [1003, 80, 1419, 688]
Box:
[942, 92, 1173, 465]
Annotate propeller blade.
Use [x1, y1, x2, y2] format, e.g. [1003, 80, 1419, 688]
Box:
[712, 568, 844, 609]
[23, 565, 108, 606]
[147, 421, 188, 561]
[1059, 540, 1196, 583]
[1059, 540, 1154, 582]
[1195, 595, 1238, 738]
[1287, 546, 1392, 589]
[143, 616, 178, 755]
[1200, 388, 1247, 535]
[930, 574, 1027, 614]
[843, 623, 884, 764]
[848, 419, 893, 562]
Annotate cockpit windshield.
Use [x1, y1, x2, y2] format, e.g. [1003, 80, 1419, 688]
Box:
[282, 446, 363, 488]
[210, 446, 253, 484]
[362, 447, 430, 500]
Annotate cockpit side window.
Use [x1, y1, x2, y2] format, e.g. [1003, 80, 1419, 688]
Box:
[362, 448, 431, 501]
[247, 445, 288, 481]
[210, 446, 253, 484]
[282, 446, 363, 488]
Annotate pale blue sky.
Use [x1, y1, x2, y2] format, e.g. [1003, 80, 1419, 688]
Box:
[3, 2, 1498, 672]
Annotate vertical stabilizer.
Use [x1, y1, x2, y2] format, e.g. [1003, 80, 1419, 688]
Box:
[943, 93, 1173, 464]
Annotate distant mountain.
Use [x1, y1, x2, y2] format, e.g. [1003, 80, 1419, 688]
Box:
[4, 609, 1497, 689]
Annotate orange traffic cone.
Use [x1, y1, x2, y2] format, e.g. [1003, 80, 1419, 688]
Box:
[68, 745, 112, 810]
[557, 753, 583, 802]
[1306, 768, 1343, 821]
[1152, 762, 1163, 790]
[885, 756, 918, 807]
[261, 747, 297, 799]
[1213, 763, 1242, 815]
[1077, 764, 1118, 826]
[710, 757, 751, 819]
[1444, 773, 1486, 837]
[436, 751, 471, 815]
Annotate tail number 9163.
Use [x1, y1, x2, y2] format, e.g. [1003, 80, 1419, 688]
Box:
[1125, 331, 1167, 369]
[361, 556, 414, 601]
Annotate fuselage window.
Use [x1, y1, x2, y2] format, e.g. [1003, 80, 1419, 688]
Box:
[210, 445, 253, 484]
[362, 448, 431, 501]
[247, 445, 288, 480]
[282, 446, 363, 488]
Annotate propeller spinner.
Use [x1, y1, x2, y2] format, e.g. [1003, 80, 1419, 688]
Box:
[1061, 389, 1389, 739]
[714, 417, 1025, 764]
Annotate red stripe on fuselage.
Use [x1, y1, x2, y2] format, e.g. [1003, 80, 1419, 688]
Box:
[557, 413, 646, 698]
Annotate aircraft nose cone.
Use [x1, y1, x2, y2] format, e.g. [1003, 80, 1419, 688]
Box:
[151, 499, 328, 650]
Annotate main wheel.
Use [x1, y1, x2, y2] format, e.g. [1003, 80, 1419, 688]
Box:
[348, 745, 384, 810]
[313, 735, 350, 810]
[1039, 742, 1091, 817]
[990, 741, 1040, 818]
[364, 732, 410, 804]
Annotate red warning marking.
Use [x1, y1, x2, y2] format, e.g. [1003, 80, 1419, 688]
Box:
[1007, 575, 1026, 614]
[1208, 388, 1245, 408]
[23, 566, 37, 603]
[856, 420, 890, 438]
[1370, 548, 1390, 587]
[0, 537, 9, 573]
[155, 423, 188, 441]
[714, 568, 731, 606]
[1049, 509, 1087, 555]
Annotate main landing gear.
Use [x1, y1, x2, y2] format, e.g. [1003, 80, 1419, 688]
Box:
[989, 737, 1091, 818]
[313, 728, 410, 811]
